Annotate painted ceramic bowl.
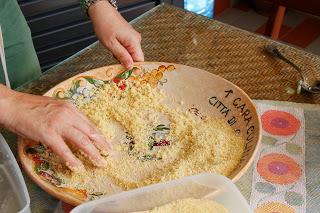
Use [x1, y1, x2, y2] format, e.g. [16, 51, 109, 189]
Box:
[18, 62, 261, 206]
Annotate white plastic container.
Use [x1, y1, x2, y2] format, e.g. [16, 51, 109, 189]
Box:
[0, 134, 30, 213]
[71, 173, 250, 213]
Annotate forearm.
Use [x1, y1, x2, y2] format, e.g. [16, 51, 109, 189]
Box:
[0, 84, 13, 125]
[80, 0, 117, 16]
[80, 0, 143, 68]
[0, 84, 21, 130]
[88, 0, 117, 20]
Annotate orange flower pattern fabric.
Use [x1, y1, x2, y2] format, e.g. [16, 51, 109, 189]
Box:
[257, 154, 301, 185]
[261, 110, 301, 136]
[255, 202, 295, 213]
[250, 104, 305, 213]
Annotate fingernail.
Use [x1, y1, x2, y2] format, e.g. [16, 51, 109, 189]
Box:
[101, 150, 109, 156]
[108, 150, 122, 160]
[105, 142, 113, 151]
[66, 161, 85, 172]
[96, 143, 112, 156]
[91, 157, 107, 167]
[123, 60, 133, 69]
[99, 139, 113, 152]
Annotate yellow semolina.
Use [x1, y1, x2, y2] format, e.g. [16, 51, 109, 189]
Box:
[134, 198, 228, 213]
[53, 82, 245, 195]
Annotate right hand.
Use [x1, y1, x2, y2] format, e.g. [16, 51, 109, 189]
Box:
[0, 85, 111, 170]
[89, 1, 144, 69]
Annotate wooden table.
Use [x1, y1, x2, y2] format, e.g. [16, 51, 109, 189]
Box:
[11, 4, 320, 212]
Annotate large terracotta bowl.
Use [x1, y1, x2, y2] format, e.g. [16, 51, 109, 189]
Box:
[18, 62, 261, 206]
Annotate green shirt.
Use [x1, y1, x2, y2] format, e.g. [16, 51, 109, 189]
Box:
[0, 0, 41, 89]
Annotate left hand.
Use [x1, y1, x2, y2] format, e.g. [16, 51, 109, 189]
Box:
[89, 1, 144, 69]
[0, 85, 112, 170]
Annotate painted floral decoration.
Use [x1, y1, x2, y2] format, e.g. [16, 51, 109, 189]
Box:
[255, 201, 295, 213]
[26, 64, 177, 200]
[26, 144, 63, 186]
[52, 64, 176, 103]
[261, 110, 300, 136]
[257, 153, 301, 185]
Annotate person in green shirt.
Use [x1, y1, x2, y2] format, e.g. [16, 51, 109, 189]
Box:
[0, 0, 144, 170]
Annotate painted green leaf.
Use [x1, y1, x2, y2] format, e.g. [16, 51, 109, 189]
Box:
[34, 162, 50, 173]
[83, 77, 105, 86]
[84, 77, 96, 85]
[153, 124, 170, 131]
[286, 143, 302, 155]
[255, 182, 276, 194]
[34, 144, 46, 153]
[285, 191, 304, 206]
[26, 144, 45, 154]
[90, 192, 103, 196]
[69, 80, 81, 94]
[63, 91, 72, 99]
[138, 154, 154, 162]
[148, 140, 154, 151]
[137, 154, 161, 162]
[262, 136, 277, 146]
[56, 176, 64, 184]
[75, 79, 81, 88]
[116, 69, 133, 79]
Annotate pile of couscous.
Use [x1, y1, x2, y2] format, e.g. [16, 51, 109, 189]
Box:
[33, 65, 245, 199]
[135, 198, 228, 213]
[50, 80, 245, 196]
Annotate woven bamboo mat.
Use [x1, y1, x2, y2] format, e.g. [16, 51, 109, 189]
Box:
[19, 4, 320, 104]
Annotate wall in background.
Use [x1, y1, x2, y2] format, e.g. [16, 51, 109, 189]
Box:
[19, 0, 164, 71]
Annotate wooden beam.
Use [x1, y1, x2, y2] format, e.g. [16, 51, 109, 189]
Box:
[271, 5, 286, 39]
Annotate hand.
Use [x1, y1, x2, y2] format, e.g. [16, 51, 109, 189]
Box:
[89, 1, 144, 69]
[0, 85, 111, 171]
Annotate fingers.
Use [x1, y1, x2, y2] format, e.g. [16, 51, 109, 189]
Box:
[106, 39, 133, 69]
[44, 133, 84, 171]
[73, 110, 112, 155]
[59, 102, 111, 164]
[124, 33, 144, 62]
[88, 1, 143, 68]
[64, 128, 107, 167]
[129, 45, 144, 62]
[104, 31, 144, 69]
